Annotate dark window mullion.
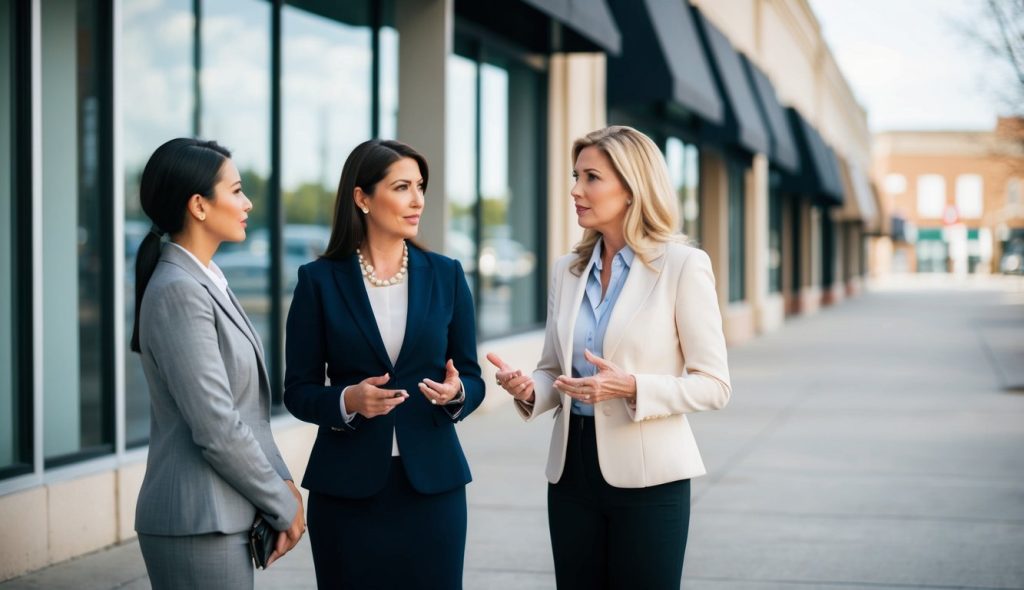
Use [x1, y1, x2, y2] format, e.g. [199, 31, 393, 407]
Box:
[269, 0, 284, 405]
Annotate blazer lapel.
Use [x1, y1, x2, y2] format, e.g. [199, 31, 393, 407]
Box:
[394, 246, 431, 370]
[556, 258, 594, 375]
[332, 255, 394, 372]
[603, 243, 667, 360]
[160, 245, 262, 357]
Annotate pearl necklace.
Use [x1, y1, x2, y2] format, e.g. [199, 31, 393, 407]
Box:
[357, 242, 409, 287]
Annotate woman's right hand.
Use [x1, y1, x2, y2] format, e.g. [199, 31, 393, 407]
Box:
[345, 373, 409, 418]
[486, 353, 535, 403]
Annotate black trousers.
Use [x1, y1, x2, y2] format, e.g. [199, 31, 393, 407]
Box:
[307, 457, 467, 589]
[548, 414, 691, 590]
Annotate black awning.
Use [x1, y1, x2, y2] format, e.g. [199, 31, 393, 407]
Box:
[785, 108, 844, 206]
[743, 56, 799, 173]
[606, 0, 723, 124]
[520, 0, 621, 54]
[455, 0, 620, 55]
[693, 10, 769, 155]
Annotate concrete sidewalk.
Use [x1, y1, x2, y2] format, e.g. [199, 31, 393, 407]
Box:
[4, 275, 1024, 589]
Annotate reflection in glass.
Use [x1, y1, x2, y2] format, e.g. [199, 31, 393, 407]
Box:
[122, 0, 194, 447]
[445, 54, 478, 299]
[768, 180, 782, 293]
[727, 162, 746, 303]
[378, 25, 398, 139]
[666, 137, 701, 244]
[0, 0, 18, 471]
[42, 0, 111, 460]
[281, 2, 373, 354]
[477, 57, 542, 338]
[204, 0, 273, 377]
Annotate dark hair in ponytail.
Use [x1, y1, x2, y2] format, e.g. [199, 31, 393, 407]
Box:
[131, 138, 231, 353]
[322, 139, 429, 260]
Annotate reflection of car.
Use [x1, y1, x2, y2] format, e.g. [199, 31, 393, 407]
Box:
[215, 225, 332, 301]
[445, 232, 477, 274]
[1001, 240, 1024, 275]
[478, 237, 536, 284]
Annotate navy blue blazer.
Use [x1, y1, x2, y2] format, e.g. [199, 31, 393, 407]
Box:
[283, 244, 484, 499]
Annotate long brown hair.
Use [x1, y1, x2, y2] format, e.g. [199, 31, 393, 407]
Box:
[322, 139, 429, 260]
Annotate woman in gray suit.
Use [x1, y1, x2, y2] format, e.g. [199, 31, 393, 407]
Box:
[131, 138, 305, 589]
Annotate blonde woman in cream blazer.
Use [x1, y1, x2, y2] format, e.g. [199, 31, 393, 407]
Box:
[488, 126, 731, 590]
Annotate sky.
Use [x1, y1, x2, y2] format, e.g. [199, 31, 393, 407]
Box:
[809, 0, 1013, 132]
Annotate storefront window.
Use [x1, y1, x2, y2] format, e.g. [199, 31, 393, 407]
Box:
[665, 137, 700, 243]
[41, 0, 113, 463]
[445, 53, 478, 300]
[281, 0, 374, 342]
[0, 0, 24, 475]
[204, 0, 273, 375]
[727, 162, 746, 303]
[768, 177, 783, 294]
[122, 0, 194, 447]
[447, 42, 546, 338]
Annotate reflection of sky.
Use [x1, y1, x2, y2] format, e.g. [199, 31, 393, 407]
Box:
[282, 5, 372, 190]
[122, 0, 395, 192]
[122, 0, 193, 176]
[480, 64, 508, 201]
[201, 0, 270, 174]
[446, 54, 476, 206]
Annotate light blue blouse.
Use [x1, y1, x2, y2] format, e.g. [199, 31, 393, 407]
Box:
[570, 239, 634, 416]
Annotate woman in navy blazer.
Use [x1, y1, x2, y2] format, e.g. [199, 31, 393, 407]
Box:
[284, 139, 484, 589]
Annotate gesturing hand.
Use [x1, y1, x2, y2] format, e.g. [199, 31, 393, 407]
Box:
[486, 352, 535, 403]
[553, 349, 636, 405]
[346, 373, 408, 418]
[418, 359, 463, 405]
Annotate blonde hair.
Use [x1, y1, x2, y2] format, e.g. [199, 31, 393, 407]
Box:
[570, 125, 684, 275]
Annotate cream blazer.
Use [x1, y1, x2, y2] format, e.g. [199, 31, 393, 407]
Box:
[515, 241, 731, 488]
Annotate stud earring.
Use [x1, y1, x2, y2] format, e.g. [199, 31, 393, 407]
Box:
[199, 214, 207, 221]
[361, 207, 369, 214]
[626, 199, 633, 206]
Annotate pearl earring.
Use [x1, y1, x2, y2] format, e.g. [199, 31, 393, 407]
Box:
[199, 214, 207, 221]
[626, 199, 633, 206]
[361, 207, 369, 214]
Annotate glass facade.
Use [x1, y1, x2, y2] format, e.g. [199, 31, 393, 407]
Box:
[122, 0, 194, 447]
[768, 175, 783, 294]
[727, 162, 746, 303]
[665, 137, 701, 243]
[41, 0, 114, 464]
[120, 0, 390, 445]
[446, 41, 546, 338]
[0, 0, 19, 475]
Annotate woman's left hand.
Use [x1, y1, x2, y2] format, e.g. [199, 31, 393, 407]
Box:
[419, 359, 463, 405]
[554, 349, 637, 405]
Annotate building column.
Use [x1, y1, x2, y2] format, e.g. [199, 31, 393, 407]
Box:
[546, 52, 606, 270]
[396, 0, 452, 252]
[800, 201, 821, 315]
[700, 151, 729, 316]
[750, 154, 783, 333]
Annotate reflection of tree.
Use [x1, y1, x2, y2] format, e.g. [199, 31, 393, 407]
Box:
[481, 196, 507, 230]
[284, 181, 335, 225]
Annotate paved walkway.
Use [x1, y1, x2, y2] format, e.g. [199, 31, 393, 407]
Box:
[4, 275, 1024, 589]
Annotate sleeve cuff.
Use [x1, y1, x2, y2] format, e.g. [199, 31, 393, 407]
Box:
[339, 386, 358, 424]
[442, 381, 466, 419]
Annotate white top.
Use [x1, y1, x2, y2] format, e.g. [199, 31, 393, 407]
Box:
[168, 242, 229, 296]
[341, 277, 408, 456]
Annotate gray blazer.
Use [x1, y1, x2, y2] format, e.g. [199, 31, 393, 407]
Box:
[135, 244, 297, 536]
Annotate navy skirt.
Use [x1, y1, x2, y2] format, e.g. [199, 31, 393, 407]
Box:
[307, 457, 467, 589]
